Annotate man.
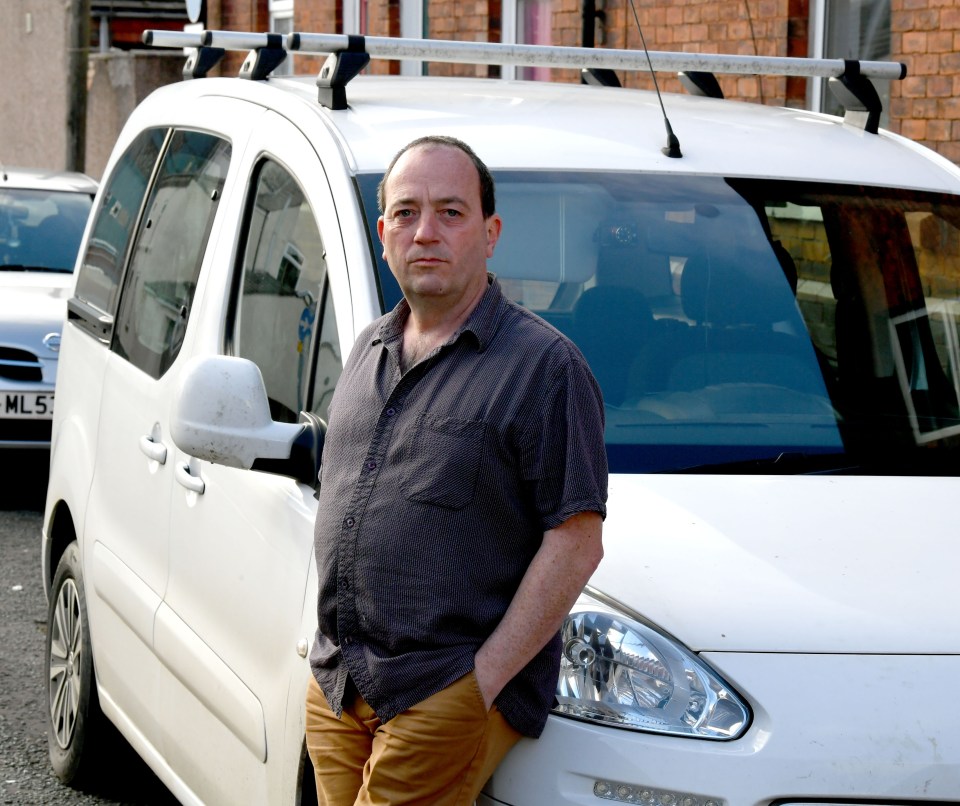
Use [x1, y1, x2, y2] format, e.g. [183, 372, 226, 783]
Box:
[305, 135, 607, 805]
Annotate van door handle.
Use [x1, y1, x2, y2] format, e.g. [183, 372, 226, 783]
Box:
[175, 462, 205, 495]
[139, 435, 168, 464]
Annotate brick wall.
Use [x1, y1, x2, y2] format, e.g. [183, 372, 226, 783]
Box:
[423, 0, 500, 77]
[313, 0, 807, 96]
[211, 0, 960, 165]
[219, 0, 270, 75]
[594, 0, 802, 107]
[889, 0, 960, 164]
[293, 1, 340, 75]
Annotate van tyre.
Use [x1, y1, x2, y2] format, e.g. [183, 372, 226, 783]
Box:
[46, 541, 108, 785]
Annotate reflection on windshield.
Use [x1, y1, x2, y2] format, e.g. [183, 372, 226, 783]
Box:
[359, 172, 960, 474]
[0, 189, 92, 273]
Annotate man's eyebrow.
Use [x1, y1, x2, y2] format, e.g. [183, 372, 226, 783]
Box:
[433, 195, 470, 207]
[387, 195, 471, 209]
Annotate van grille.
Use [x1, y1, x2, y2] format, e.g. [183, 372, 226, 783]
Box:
[0, 348, 43, 382]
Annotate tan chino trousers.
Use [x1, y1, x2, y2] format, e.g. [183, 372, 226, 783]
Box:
[305, 671, 522, 805]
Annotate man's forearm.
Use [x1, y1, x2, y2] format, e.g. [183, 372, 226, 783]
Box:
[474, 510, 603, 709]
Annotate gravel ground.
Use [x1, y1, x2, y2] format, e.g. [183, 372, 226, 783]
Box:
[0, 452, 177, 805]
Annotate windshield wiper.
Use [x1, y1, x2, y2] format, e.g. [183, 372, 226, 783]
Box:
[673, 451, 858, 475]
[0, 264, 72, 273]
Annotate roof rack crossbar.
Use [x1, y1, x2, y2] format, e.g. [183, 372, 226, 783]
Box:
[144, 28, 907, 82]
[142, 29, 286, 80]
[287, 33, 906, 82]
[203, 31, 282, 50]
[143, 29, 905, 127]
[143, 30, 204, 49]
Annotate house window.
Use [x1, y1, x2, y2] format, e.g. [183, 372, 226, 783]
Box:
[344, 0, 421, 74]
[517, 0, 552, 80]
[501, 0, 554, 80]
[811, 0, 891, 127]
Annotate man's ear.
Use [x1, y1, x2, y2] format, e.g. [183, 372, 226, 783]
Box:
[377, 216, 385, 243]
[486, 213, 503, 258]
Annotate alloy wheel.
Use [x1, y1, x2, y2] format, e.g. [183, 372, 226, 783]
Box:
[48, 578, 82, 750]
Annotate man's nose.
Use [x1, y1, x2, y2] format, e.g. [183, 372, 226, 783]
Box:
[414, 213, 439, 241]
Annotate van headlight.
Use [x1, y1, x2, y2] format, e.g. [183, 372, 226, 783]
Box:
[555, 590, 750, 740]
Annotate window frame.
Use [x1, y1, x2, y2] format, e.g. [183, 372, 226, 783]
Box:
[109, 127, 232, 379]
[69, 127, 171, 344]
[226, 153, 343, 423]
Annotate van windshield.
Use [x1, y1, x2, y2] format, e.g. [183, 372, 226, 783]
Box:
[359, 172, 960, 475]
[0, 188, 93, 273]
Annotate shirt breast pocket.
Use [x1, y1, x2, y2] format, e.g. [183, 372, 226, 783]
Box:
[401, 416, 487, 509]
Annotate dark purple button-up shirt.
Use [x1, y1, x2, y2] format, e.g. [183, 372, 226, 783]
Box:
[310, 276, 607, 737]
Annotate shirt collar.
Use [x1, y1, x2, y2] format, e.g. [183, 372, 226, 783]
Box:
[373, 273, 507, 354]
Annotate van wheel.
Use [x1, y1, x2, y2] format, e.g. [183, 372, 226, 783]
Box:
[46, 541, 107, 784]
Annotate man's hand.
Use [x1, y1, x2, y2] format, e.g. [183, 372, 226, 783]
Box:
[474, 510, 603, 710]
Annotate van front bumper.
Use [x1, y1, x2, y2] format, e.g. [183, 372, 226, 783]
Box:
[481, 652, 960, 805]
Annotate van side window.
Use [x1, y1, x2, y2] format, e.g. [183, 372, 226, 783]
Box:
[75, 128, 167, 316]
[112, 130, 231, 378]
[234, 159, 342, 424]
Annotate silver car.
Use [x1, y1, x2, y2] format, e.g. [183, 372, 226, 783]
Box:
[0, 167, 96, 448]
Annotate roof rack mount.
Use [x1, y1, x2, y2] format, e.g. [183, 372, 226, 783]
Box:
[142, 29, 906, 130]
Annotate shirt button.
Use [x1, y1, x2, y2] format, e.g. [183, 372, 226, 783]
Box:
[386, 407, 397, 416]
[344, 516, 355, 527]
[366, 460, 377, 471]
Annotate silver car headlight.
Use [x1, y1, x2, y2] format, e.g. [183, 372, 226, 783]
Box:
[555, 590, 750, 740]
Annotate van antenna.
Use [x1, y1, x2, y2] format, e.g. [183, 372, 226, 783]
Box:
[627, 0, 682, 158]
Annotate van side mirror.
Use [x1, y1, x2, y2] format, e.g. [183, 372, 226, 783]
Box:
[171, 355, 324, 485]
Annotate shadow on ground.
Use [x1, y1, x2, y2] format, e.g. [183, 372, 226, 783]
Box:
[73, 726, 182, 805]
[0, 449, 180, 805]
[0, 450, 50, 513]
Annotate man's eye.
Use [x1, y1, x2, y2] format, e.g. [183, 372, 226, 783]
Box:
[442, 209, 462, 218]
[395, 209, 414, 218]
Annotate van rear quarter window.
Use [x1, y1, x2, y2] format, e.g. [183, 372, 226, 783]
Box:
[112, 130, 231, 379]
[358, 172, 960, 474]
[75, 128, 168, 316]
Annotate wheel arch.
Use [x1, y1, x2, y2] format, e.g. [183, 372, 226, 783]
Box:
[45, 500, 78, 591]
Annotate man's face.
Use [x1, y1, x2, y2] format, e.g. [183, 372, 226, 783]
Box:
[377, 144, 501, 308]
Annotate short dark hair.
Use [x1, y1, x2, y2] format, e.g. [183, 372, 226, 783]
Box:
[377, 135, 496, 219]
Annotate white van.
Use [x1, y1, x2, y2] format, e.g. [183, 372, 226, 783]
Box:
[42, 31, 959, 805]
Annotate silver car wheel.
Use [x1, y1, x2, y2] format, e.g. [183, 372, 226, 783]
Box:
[48, 577, 82, 750]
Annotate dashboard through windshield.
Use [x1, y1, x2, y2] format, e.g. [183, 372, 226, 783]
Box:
[359, 172, 960, 474]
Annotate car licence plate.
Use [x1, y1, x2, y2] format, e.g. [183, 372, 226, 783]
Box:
[3, 393, 54, 418]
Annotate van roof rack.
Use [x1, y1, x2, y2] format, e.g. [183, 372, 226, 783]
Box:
[142, 29, 906, 133]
